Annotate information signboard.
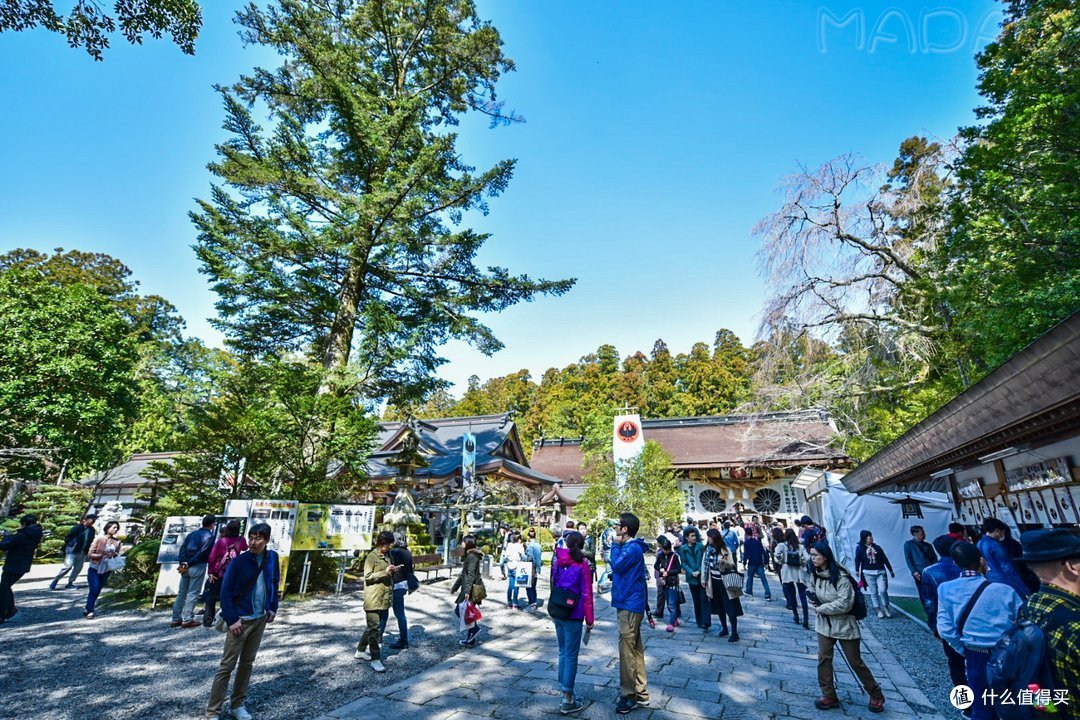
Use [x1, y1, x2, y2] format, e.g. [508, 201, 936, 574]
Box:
[249, 499, 298, 591]
[292, 503, 376, 551]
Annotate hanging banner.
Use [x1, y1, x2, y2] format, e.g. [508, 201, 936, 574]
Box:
[462, 432, 477, 497]
[292, 503, 376, 551]
[613, 414, 644, 493]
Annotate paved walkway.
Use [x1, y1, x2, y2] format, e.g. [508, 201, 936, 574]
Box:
[317, 580, 950, 720]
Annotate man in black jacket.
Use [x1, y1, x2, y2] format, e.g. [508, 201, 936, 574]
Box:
[49, 513, 97, 590]
[0, 514, 44, 623]
[172, 515, 217, 628]
[903, 525, 938, 606]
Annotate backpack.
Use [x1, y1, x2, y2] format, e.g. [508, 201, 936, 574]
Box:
[785, 549, 803, 567]
[846, 574, 868, 620]
[219, 542, 241, 575]
[987, 602, 1077, 720]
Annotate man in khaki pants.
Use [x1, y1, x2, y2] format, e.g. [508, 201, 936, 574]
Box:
[610, 512, 650, 715]
[206, 523, 280, 720]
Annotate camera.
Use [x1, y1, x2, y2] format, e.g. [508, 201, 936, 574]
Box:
[806, 591, 820, 605]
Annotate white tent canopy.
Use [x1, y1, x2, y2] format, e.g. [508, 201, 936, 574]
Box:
[807, 472, 954, 598]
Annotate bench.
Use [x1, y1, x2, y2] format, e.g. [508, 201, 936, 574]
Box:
[413, 548, 464, 581]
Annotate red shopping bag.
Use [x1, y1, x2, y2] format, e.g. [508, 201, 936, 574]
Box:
[464, 600, 483, 624]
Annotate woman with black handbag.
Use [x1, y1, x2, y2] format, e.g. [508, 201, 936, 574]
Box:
[548, 531, 594, 716]
[704, 528, 743, 642]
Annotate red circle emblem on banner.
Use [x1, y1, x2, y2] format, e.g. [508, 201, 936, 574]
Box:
[617, 420, 640, 443]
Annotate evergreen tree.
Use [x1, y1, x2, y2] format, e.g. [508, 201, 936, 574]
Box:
[193, 0, 574, 406]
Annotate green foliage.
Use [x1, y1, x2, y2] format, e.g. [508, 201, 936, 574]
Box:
[0, 1, 203, 60]
[13, 483, 92, 559]
[391, 331, 754, 455]
[191, 0, 573, 405]
[947, 0, 1080, 370]
[0, 263, 140, 481]
[157, 358, 378, 511]
[574, 440, 682, 538]
[111, 538, 162, 600]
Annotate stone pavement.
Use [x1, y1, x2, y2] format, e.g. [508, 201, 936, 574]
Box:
[317, 577, 951, 720]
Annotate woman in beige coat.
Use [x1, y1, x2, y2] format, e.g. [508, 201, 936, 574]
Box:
[704, 528, 743, 642]
[808, 542, 885, 713]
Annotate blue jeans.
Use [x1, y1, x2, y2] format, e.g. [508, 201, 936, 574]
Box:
[85, 568, 111, 613]
[744, 565, 771, 598]
[553, 618, 585, 694]
[379, 588, 408, 643]
[507, 574, 519, 605]
[664, 586, 679, 625]
[965, 648, 993, 720]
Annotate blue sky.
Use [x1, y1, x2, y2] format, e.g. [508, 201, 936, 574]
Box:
[0, 0, 1002, 392]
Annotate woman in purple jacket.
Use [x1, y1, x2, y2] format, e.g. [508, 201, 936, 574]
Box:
[550, 531, 595, 716]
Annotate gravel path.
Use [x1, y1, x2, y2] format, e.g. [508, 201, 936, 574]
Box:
[0, 563, 552, 720]
[860, 605, 964, 719]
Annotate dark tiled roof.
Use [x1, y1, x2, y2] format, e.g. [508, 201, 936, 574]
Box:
[532, 411, 847, 484]
[81, 452, 182, 488]
[363, 414, 559, 487]
[842, 311, 1080, 494]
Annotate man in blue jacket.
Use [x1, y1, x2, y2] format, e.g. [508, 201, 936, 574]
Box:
[173, 514, 218, 628]
[206, 522, 280, 720]
[919, 534, 965, 691]
[611, 512, 649, 715]
[977, 518, 1030, 599]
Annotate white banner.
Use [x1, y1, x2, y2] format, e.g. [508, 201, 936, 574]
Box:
[613, 414, 644, 493]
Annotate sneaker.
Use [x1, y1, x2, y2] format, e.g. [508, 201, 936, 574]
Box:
[355, 649, 371, 661]
[459, 638, 477, 647]
[49, 581, 58, 591]
[560, 698, 586, 715]
[84, 611, 95, 619]
[666, 624, 675, 633]
[615, 697, 637, 715]
[230, 706, 253, 720]
[371, 660, 386, 673]
[814, 697, 841, 710]
[883, 607, 893, 618]
[876, 609, 885, 619]
[765, 596, 773, 602]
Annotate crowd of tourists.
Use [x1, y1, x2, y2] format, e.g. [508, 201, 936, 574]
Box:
[1, 507, 1077, 720]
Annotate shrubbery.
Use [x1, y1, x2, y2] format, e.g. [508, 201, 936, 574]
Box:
[111, 538, 161, 601]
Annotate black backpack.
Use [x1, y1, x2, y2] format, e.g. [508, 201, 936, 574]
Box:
[846, 574, 868, 620]
[987, 599, 1077, 720]
[785, 549, 803, 567]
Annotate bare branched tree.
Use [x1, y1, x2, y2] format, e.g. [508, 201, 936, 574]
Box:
[751, 140, 959, 457]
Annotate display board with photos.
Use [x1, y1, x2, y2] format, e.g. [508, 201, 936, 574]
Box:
[156, 516, 205, 564]
[291, 503, 376, 551]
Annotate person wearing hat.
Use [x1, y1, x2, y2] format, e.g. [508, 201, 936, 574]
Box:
[1019, 527, 1080, 713]
[50, 512, 97, 590]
